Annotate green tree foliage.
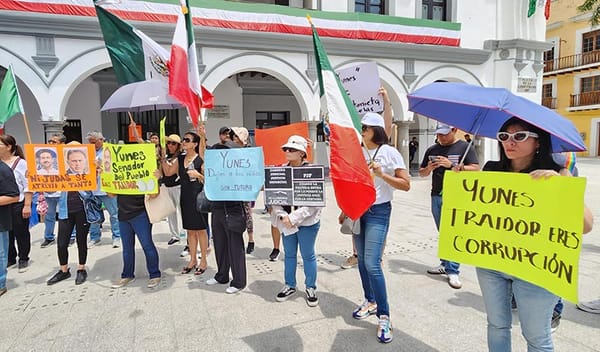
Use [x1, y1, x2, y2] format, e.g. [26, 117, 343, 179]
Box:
[578, 0, 600, 25]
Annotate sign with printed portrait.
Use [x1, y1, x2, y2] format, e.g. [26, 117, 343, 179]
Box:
[100, 143, 158, 194]
[25, 144, 97, 191]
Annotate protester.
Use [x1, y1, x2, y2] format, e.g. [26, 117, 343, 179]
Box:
[86, 131, 120, 248]
[419, 123, 479, 289]
[272, 135, 323, 306]
[339, 112, 410, 343]
[111, 194, 161, 289]
[47, 162, 91, 286]
[0, 135, 33, 273]
[0, 160, 20, 297]
[212, 126, 231, 148]
[161, 131, 209, 275]
[206, 127, 249, 294]
[40, 134, 69, 248]
[478, 117, 593, 352]
[161, 134, 185, 246]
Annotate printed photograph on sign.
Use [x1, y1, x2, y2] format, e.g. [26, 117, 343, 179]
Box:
[336, 61, 382, 115]
[64, 147, 90, 175]
[34, 147, 59, 175]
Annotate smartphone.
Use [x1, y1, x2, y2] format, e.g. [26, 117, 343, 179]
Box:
[428, 155, 438, 162]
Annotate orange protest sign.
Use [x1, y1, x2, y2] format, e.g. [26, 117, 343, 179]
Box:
[25, 144, 97, 192]
[254, 122, 312, 166]
[129, 124, 142, 142]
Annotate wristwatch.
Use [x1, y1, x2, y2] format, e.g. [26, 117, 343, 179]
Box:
[451, 162, 458, 169]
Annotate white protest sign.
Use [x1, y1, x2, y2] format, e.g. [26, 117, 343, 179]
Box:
[336, 61, 382, 115]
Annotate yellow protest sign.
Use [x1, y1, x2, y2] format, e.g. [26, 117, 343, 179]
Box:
[100, 143, 158, 194]
[25, 144, 96, 191]
[439, 171, 586, 303]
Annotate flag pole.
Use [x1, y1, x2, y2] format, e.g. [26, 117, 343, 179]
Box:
[22, 112, 32, 144]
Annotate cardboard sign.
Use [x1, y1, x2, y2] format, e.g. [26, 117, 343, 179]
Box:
[25, 144, 97, 191]
[336, 61, 382, 115]
[100, 143, 158, 194]
[439, 171, 586, 303]
[204, 147, 265, 201]
[264, 165, 325, 207]
[254, 122, 312, 166]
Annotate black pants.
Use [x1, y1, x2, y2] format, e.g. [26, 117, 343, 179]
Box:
[57, 210, 89, 266]
[211, 206, 247, 289]
[8, 202, 31, 264]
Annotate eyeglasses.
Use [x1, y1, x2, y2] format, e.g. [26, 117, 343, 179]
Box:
[167, 141, 179, 145]
[361, 125, 370, 132]
[48, 140, 57, 144]
[282, 148, 299, 153]
[182, 137, 192, 143]
[497, 131, 539, 143]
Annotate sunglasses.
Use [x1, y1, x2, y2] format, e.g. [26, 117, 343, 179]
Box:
[496, 131, 539, 143]
[48, 140, 57, 144]
[182, 137, 192, 143]
[282, 147, 299, 153]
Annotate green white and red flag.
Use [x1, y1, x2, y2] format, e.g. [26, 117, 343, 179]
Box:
[168, 0, 204, 127]
[310, 20, 375, 220]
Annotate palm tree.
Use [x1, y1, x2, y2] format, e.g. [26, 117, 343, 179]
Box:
[579, 0, 600, 25]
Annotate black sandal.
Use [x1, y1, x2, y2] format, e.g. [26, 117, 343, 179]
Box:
[181, 265, 196, 274]
[194, 267, 206, 275]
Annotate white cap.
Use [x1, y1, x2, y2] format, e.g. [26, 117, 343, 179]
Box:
[281, 135, 308, 153]
[435, 123, 453, 135]
[361, 112, 385, 128]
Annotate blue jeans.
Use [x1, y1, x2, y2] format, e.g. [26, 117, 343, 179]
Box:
[431, 195, 460, 275]
[282, 222, 320, 289]
[90, 195, 120, 241]
[119, 211, 160, 279]
[0, 231, 8, 289]
[355, 202, 391, 317]
[44, 196, 59, 241]
[477, 268, 557, 352]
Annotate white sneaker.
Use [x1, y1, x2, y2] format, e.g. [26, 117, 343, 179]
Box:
[225, 286, 242, 294]
[427, 264, 446, 275]
[87, 239, 101, 248]
[112, 239, 120, 248]
[447, 274, 462, 289]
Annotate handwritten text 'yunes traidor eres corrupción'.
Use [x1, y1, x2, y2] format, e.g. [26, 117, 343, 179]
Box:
[448, 178, 580, 284]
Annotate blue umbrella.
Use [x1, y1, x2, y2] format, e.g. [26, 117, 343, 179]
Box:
[407, 82, 586, 153]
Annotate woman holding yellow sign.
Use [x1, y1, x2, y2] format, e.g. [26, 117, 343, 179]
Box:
[478, 117, 594, 352]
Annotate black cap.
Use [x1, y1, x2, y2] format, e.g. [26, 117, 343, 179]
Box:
[219, 126, 230, 135]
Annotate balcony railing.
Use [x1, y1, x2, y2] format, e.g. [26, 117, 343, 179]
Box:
[570, 92, 600, 107]
[541, 97, 556, 109]
[544, 51, 600, 72]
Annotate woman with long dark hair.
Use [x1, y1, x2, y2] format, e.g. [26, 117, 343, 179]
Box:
[161, 131, 209, 275]
[478, 116, 593, 351]
[161, 134, 184, 245]
[340, 113, 410, 344]
[0, 135, 32, 273]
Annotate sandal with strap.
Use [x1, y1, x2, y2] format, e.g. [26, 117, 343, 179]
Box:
[194, 267, 207, 275]
[181, 265, 196, 274]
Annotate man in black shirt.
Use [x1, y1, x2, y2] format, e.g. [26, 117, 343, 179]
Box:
[419, 124, 479, 289]
[0, 162, 21, 297]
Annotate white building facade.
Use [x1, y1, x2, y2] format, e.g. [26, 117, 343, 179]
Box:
[0, 0, 550, 166]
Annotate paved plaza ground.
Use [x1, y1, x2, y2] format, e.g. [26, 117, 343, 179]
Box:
[1, 159, 599, 351]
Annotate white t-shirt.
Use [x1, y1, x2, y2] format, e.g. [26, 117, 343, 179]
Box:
[11, 158, 29, 202]
[363, 144, 406, 204]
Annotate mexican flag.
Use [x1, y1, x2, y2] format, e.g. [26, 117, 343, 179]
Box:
[95, 4, 170, 84]
[169, 0, 203, 127]
[0, 65, 24, 127]
[310, 21, 375, 220]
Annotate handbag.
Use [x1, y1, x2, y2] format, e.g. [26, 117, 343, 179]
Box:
[145, 185, 176, 224]
[340, 216, 360, 235]
[195, 190, 213, 213]
[79, 191, 105, 224]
